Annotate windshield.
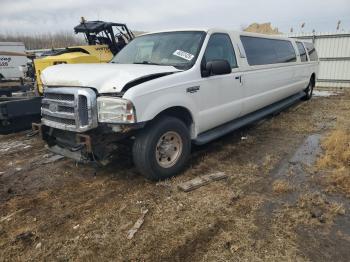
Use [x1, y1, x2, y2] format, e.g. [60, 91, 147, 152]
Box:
[111, 31, 206, 69]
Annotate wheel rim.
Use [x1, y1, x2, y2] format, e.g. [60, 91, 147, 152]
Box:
[156, 131, 183, 168]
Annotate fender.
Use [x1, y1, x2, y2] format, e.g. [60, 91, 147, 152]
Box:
[132, 91, 199, 138]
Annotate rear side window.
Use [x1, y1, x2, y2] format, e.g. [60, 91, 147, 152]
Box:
[204, 33, 237, 68]
[240, 36, 296, 66]
[304, 42, 318, 61]
[296, 42, 308, 62]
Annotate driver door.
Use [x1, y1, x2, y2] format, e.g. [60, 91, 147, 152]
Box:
[196, 33, 244, 133]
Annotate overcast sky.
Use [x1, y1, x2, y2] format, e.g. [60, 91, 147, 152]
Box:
[1, 0, 349, 35]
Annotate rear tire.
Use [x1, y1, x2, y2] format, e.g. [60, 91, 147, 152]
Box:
[132, 116, 191, 181]
[302, 79, 314, 101]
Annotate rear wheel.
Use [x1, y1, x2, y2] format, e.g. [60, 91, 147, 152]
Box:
[132, 116, 191, 180]
[303, 79, 314, 100]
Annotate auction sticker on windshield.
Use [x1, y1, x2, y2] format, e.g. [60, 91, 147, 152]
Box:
[173, 50, 194, 61]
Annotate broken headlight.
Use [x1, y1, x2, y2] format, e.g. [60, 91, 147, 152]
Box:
[97, 97, 136, 124]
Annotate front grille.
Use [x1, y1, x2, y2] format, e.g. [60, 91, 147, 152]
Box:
[78, 95, 88, 126]
[59, 106, 75, 113]
[42, 104, 74, 113]
[41, 87, 98, 132]
[44, 93, 74, 101]
[43, 115, 76, 126]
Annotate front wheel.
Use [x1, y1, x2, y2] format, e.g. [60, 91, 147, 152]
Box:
[132, 116, 191, 180]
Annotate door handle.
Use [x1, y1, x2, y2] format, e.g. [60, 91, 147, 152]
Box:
[186, 86, 200, 93]
[235, 75, 243, 84]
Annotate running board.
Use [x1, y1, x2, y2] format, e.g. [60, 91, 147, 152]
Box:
[193, 92, 305, 145]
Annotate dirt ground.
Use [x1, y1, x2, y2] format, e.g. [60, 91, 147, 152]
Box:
[0, 89, 349, 261]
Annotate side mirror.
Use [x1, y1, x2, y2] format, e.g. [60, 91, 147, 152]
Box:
[201, 59, 231, 77]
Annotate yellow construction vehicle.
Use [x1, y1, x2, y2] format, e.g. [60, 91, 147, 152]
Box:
[34, 18, 134, 94]
[1, 19, 134, 134]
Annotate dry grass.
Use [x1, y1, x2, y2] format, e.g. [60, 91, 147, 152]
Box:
[317, 128, 350, 196]
[266, 110, 316, 133]
[272, 179, 293, 194]
[277, 193, 346, 227]
[318, 129, 350, 169]
[262, 154, 276, 175]
[298, 193, 346, 218]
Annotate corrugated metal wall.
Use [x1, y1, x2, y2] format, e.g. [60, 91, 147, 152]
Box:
[286, 32, 350, 88]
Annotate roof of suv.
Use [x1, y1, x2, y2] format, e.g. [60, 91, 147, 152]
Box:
[139, 28, 293, 41]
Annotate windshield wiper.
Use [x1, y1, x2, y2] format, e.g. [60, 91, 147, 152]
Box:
[133, 61, 163, 66]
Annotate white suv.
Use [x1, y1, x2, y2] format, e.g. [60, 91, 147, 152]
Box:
[36, 29, 319, 180]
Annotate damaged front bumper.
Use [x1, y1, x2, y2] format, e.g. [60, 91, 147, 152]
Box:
[32, 122, 144, 164]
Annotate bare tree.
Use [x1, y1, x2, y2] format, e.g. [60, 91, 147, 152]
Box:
[0, 31, 85, 50]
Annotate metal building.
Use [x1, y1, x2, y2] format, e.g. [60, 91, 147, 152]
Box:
[286, 32, 350, 88]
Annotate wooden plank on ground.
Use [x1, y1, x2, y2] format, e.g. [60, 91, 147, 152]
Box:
[178, 172, 228, 192]
[127, 208, 149, 240]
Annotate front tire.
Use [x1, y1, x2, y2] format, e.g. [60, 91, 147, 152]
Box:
[132, 116, 191, 180]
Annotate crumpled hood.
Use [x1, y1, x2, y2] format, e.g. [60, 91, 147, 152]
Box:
[41, 63, 181, 93]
